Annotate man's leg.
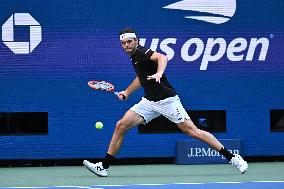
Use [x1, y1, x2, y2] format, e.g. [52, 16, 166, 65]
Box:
[176, 119, 248, 174]
[177, 119, 223, 150]
[107, 109, 145, 156]
[83, 109, 144, 177]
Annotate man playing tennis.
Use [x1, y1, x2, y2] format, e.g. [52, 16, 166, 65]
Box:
[83, 28, 248, 177]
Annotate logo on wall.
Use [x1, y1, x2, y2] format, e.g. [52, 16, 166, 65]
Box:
[2, 13, 42, 54]
[163, 0, 236, 24]
[176, 140, 242, 164]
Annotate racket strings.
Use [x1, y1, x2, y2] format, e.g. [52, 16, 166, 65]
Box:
[93, 81, 114, 91]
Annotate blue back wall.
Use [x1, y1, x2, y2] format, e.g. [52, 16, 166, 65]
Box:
[0, 0, 283, 159]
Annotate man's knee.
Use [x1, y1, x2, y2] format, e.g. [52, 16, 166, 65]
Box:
[115, 118, 129, 134]
[178, 120, 195, 131]
[178, 121, 204, 139]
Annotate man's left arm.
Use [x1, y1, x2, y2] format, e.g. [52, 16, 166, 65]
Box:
[147, 52, 168, 83]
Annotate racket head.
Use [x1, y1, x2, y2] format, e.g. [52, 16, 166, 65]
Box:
[88, 80, 114, 93]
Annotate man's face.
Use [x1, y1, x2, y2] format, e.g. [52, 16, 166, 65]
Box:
[120, 38, 138, 55]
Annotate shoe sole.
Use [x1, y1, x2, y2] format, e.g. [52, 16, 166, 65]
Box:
[83, 163, 107, 177]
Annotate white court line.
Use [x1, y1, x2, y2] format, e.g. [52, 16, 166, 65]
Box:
[93, 181, 284, 187]
[3, 181, 284, 188]
[212, 182, 243, 184]
[96, 185, 125, 187]
[54, 187, 92, 188]
[3, 187, 94, 189]
[159, 181, 284, 185]
[3, 188, 48, 189]
[253, 181, 284, 183]
[174, 181, 284, 185]
[171, 183, 203, 185]
[135, 184, 165, 186]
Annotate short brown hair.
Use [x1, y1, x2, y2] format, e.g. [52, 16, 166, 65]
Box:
[119, 27, 136, 36]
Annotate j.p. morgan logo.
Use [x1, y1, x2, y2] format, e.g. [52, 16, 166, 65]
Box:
[164, 0, 236, 24]
[188, 147, 239, 159]
[2, 13, 42, 54]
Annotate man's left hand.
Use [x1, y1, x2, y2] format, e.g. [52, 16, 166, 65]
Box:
[147, 73, 162, 83]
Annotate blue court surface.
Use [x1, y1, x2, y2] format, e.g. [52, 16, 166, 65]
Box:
[1, 182, 284, 189]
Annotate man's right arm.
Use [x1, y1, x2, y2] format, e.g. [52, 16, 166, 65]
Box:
[118, 76, 141, 100]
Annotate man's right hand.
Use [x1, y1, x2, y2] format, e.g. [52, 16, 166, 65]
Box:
[117, 91, 127, 100]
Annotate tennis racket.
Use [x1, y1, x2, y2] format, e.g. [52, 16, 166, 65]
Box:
[88, 80, 126, 99]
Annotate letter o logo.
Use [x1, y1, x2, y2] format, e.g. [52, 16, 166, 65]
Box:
[2, 13, 42, 54]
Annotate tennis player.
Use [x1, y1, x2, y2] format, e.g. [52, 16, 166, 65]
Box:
[83, 28, 248, 177]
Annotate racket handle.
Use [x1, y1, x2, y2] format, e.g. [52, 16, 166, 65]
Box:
[114, 92, 126, 100]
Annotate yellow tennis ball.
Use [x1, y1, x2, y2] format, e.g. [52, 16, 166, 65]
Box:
[95, 122, 103, 129]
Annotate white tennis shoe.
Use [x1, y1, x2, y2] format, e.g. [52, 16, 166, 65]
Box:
[230, 154, 248, 174]
[83, 160, 108, 177]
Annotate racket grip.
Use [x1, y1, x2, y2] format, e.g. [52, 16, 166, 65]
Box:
[114, 92, 126, 100]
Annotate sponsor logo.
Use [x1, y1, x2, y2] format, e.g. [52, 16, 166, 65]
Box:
[187, 147, 239, 159]
[140, 37, 270, 70]
[163, 0, 236, 24]
[176, 139, 242, 164]
[2, 13, 42, 54]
